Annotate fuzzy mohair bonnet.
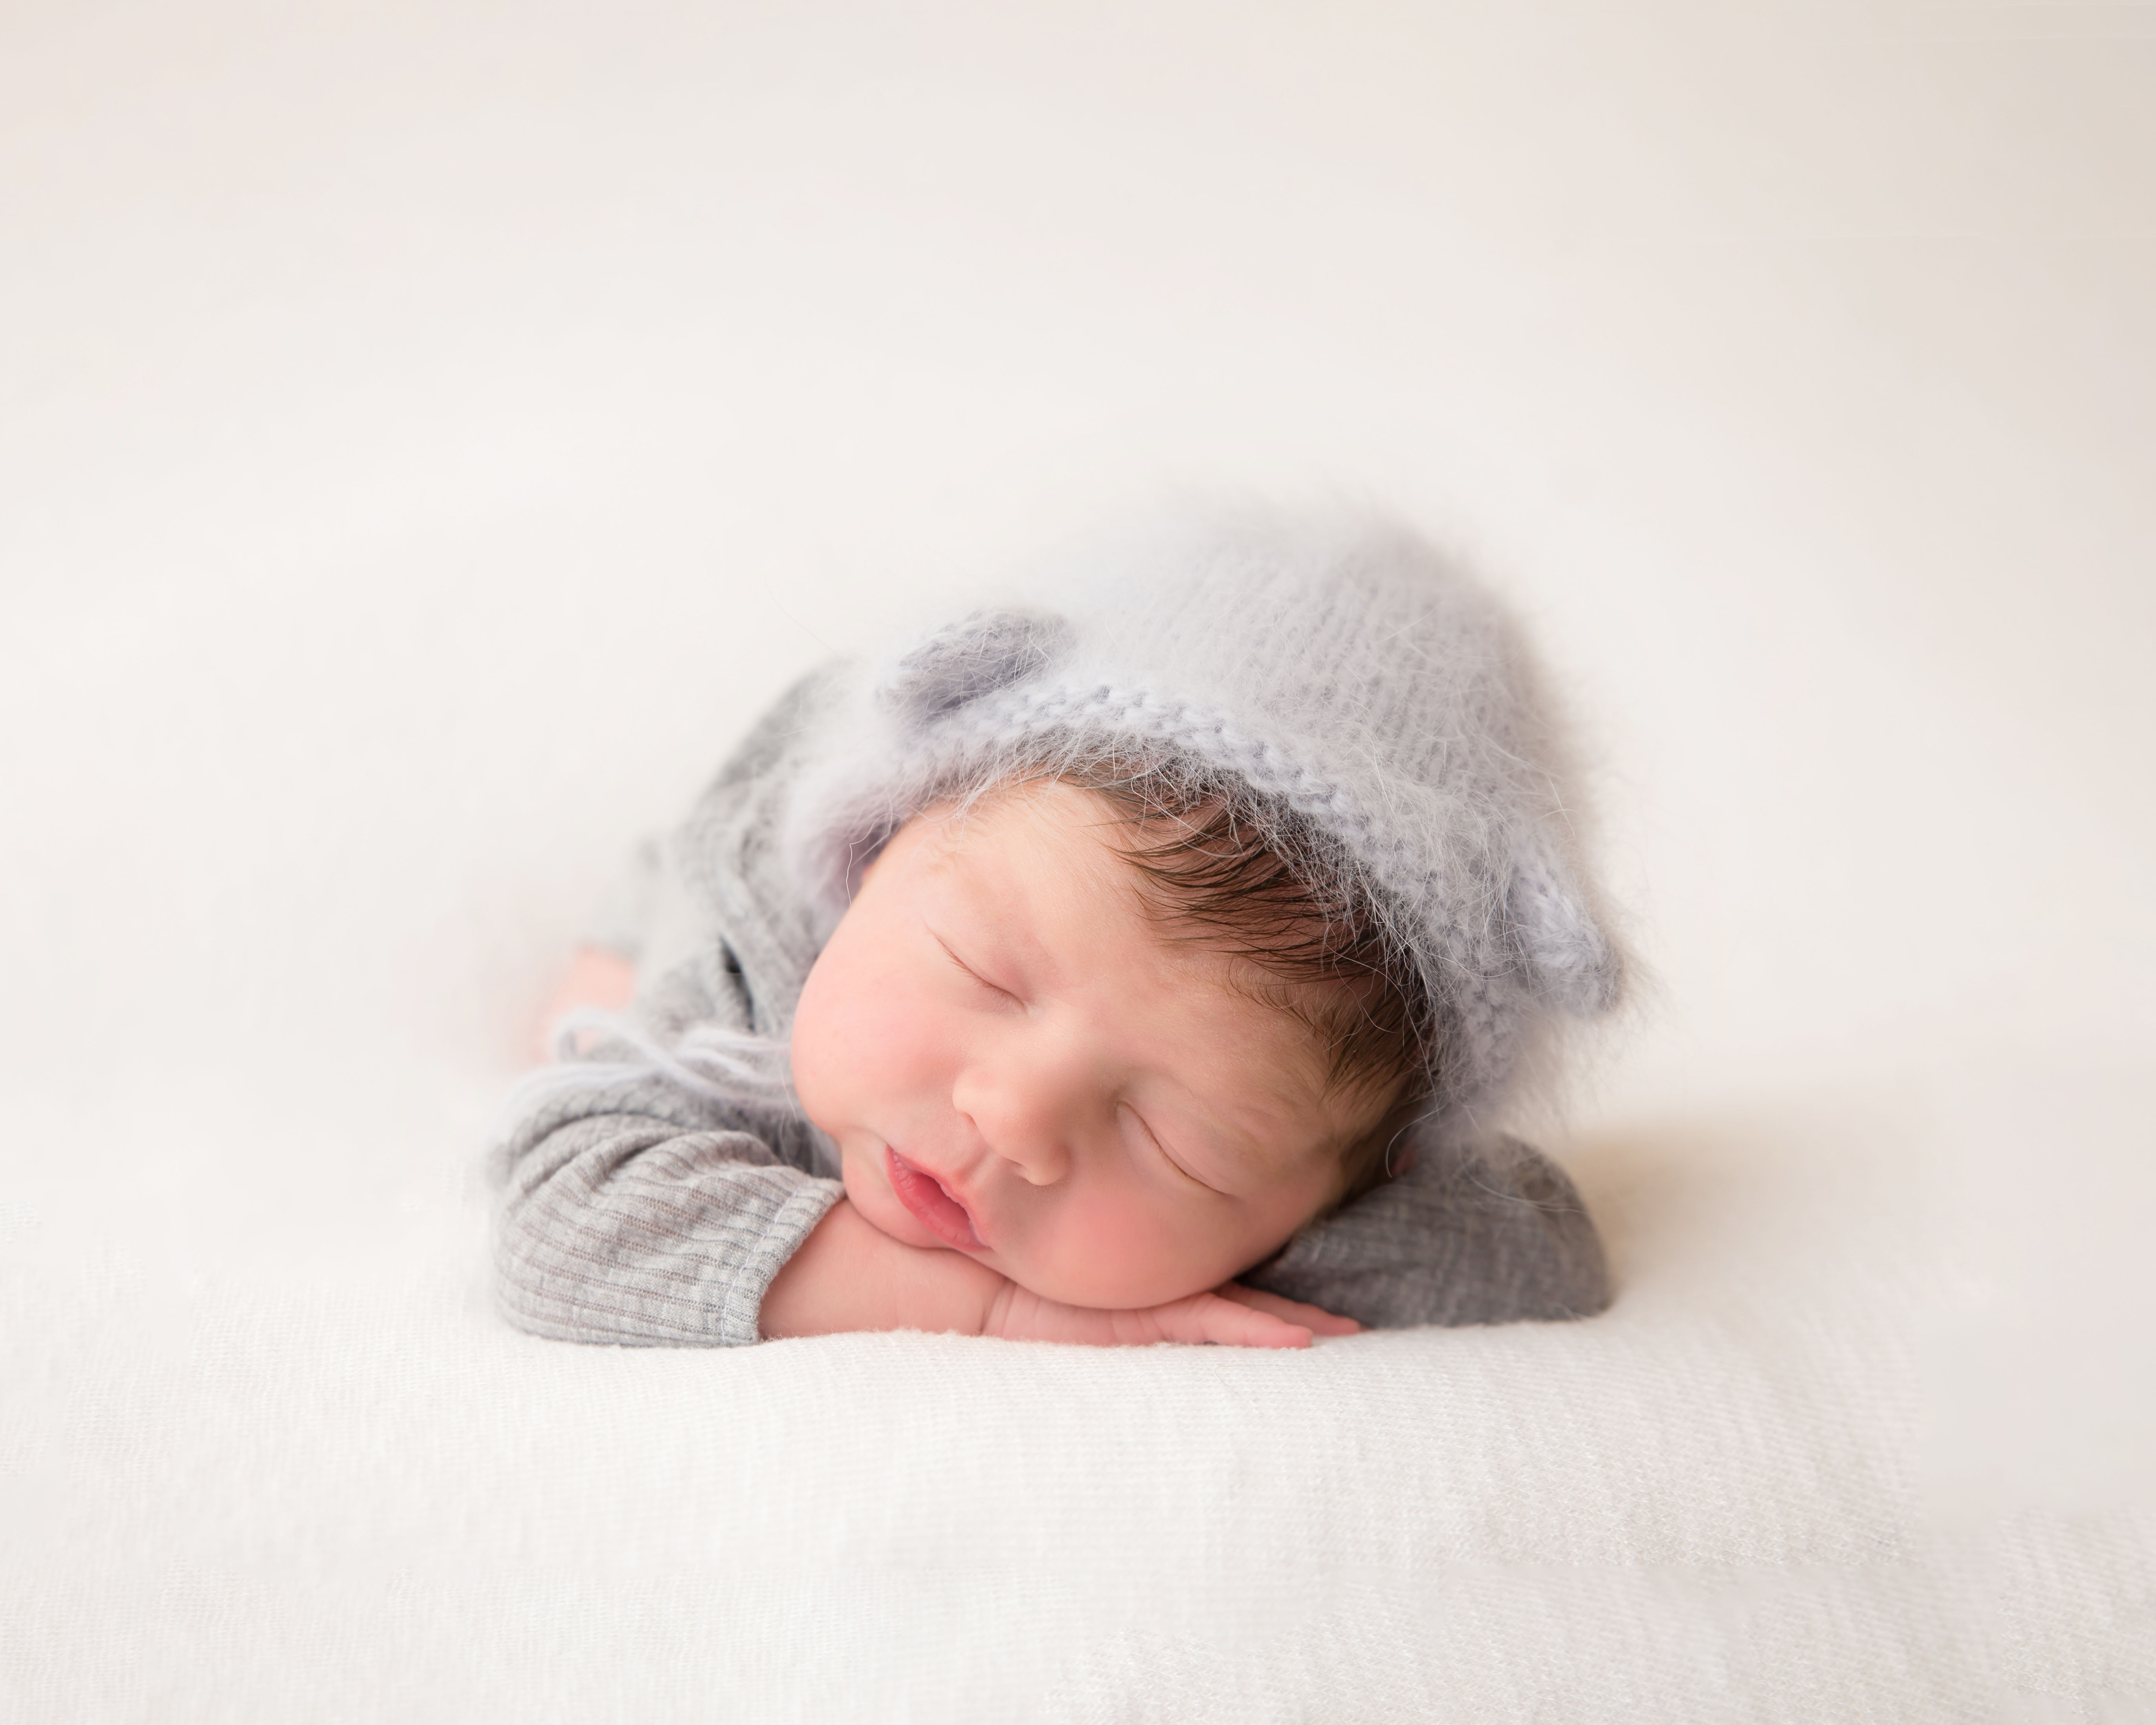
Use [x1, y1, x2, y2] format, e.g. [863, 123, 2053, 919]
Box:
[781, 506, 1623, 1149]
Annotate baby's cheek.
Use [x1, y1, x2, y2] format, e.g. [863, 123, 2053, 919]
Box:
[1037, 1192, 1235, 1309]
[795, 956, 931, 1125]
[786, 993, 849, 1130]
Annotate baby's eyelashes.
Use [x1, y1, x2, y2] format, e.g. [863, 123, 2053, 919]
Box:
[1119, 1104, 1220, 1196]
[934, 934, 1023, 1004]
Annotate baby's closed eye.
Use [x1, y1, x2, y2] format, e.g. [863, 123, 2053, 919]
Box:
[1119, 1103, 1220, 1194]
[933, 933, 1022, 1004]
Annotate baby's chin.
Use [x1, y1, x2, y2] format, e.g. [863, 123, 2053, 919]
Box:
[990, 1215, 1248, 1309]
[991, 1252, 1227, 1312]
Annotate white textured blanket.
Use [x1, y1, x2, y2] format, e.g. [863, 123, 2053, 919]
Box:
[8, 1067, 2150, 1718]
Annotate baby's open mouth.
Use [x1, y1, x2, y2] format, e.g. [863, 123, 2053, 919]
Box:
[885, 1149, 984, 1252]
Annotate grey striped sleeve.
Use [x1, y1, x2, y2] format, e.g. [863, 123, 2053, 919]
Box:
[494, 1073, 842, 1348]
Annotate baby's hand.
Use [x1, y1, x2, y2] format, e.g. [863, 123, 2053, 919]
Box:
[983, 1281, 1360, 1350]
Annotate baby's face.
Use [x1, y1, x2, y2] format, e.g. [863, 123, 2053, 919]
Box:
[790, 782, 1373, 1310]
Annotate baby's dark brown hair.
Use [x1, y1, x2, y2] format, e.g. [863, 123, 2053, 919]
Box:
[1047, 755, 1436, 1206]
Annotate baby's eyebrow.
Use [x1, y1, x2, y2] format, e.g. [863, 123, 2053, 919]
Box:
[1173, 1074, 1336, 1174]
[940, 855, 1073, 987]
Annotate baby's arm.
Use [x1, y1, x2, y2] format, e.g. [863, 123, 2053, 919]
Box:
[498, 940, 846, 1347]
[760, 1199, 1356, 1349]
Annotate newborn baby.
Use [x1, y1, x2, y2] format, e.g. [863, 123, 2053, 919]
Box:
[495, 508, 1624, 1348]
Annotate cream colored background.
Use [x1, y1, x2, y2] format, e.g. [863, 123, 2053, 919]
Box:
[5, 3, 2153, 1717]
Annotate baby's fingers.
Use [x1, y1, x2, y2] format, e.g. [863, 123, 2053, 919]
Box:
[1183, 1293, 1313, 1350]
[1217, 1283, 1361, 1338]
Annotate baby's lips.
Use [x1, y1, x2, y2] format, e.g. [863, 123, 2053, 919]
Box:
[885, 1148, 986, 1251]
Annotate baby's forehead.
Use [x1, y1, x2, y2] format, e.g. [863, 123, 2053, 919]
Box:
[911, 783, 1223, 955]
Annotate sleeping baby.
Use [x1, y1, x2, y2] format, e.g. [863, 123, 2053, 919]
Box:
[493, 507, 1625, 1348]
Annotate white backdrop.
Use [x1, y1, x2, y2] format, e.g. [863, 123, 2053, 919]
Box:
[6, 3, 2154, 1719]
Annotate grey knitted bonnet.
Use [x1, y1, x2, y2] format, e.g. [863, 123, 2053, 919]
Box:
[781, 506, 1623, 1147]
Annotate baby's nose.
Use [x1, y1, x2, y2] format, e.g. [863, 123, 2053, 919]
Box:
[951, 1063, 1077, 1187]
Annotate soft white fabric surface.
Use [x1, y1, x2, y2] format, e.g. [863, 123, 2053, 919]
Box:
[5, 3, 2153, 1719]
